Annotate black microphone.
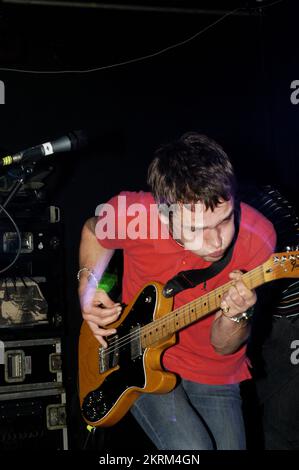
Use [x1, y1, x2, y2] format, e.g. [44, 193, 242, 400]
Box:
[0, 130, 87, 167]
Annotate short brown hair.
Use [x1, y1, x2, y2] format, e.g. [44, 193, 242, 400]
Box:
[147, 132, 236, 210]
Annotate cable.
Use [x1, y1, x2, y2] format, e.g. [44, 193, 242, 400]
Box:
[251, 0, 286, 9]
[0, 7, 240, 74]
[0, 203, 22, 275]
[0, 0, 286, 75]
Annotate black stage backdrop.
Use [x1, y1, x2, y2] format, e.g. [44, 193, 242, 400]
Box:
[0, 0, 298, 451]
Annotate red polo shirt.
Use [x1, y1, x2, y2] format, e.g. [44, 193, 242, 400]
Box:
[98, 191, 276, 384]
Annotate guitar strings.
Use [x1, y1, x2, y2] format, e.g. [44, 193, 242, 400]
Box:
[102, 262, 296, 357]
[102, 266, 262, 356]
[104, 266, 261, 354]
[101, 265, 273, 356]
[138, 266, 263, 335]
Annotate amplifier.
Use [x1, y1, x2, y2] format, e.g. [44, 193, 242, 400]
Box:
[0, 218, 64, 277]
[0, 387, 68, 450]
[0, 216, 66, 333]
[0, 337, 62, 393]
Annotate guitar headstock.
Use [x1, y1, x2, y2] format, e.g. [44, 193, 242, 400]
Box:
[263, 250, 299, 282]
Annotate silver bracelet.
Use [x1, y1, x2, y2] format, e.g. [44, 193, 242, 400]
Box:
[77, 267, 98, 285]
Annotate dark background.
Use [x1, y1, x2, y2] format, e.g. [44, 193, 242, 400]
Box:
[0, 0, 298, 450]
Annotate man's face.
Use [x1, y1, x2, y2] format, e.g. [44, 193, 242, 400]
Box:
[171, 198, 235, 262]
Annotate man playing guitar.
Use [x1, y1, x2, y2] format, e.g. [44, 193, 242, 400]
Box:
[78, 132, 276, 449]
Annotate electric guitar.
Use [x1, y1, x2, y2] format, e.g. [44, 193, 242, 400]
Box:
[79, 250, 299, 427]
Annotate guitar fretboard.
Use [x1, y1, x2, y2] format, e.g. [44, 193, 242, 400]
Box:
[140, 265, 265, 348]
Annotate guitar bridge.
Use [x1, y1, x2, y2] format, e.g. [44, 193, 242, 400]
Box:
[99, 335, 119, 373]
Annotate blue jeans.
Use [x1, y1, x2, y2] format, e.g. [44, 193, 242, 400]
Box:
[131, 379, 246, 450]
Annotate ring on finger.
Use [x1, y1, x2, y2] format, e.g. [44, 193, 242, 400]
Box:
[221, 305, 230, 314]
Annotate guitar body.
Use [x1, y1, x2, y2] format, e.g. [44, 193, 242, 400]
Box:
[79, 282, 177, 427]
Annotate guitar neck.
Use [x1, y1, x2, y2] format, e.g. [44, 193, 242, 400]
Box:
[141, 264, 265, 348]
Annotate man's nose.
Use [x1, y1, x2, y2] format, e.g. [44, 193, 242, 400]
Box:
[206, 227, 222, 249]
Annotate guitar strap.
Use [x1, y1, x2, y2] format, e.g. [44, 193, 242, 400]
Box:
[162, 201, 241, 298]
